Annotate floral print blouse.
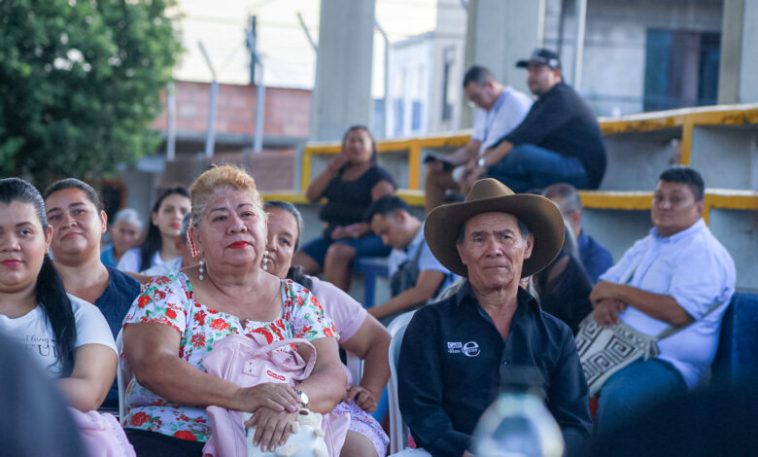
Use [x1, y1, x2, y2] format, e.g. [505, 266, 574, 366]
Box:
[122, 272, 337, 442]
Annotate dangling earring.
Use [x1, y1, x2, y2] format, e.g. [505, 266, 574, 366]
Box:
[189, 236, 199, 258]
[198, 259, 205, 280]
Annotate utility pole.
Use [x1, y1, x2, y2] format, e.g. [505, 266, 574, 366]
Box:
[198, 41, 217, 158]
[246, 15, 266, 156]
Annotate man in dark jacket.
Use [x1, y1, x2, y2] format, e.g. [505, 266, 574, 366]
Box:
[398, 179, 591, 457]
[465, 48, 607, 193]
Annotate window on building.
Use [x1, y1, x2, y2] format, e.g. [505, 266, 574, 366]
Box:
[411, 101, 422, 132]
[643, 29, 721, 111]
[394, 98, 405, 137]
[441, 46, 456, 121]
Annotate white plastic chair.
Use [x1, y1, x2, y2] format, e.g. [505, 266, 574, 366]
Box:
[387, 310, 417, 454]
[115, 330, 132, 425]
[345, 351, 364, 385]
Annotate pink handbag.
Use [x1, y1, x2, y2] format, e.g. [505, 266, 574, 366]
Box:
[202, 334, 349, 457]
[68, 408, 136, 457]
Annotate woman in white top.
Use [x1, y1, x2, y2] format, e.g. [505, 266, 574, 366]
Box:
[117, 186, 190, 273]
[0, 178, 116, 412]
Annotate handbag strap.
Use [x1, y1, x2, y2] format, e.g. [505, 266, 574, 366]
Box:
[656, 297, 725, 340]
[610, 249, 723, 342]
[253, 337, 317, 378]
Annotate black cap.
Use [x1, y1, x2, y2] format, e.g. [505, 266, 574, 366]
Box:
[516, 48, 561, 70]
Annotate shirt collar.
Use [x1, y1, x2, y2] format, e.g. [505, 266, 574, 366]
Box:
[577, 230, 589, 249]
[650, 218, 705, 243]
[453, 279, 540, 316]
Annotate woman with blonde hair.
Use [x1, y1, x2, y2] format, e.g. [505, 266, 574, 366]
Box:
[122, 165, 345, 456]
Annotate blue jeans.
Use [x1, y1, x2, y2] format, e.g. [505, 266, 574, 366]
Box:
[596, 359, 687, 435]
[486, 144, 590, 192]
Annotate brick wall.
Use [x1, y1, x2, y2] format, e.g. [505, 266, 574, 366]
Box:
[152, 80, 311, 138]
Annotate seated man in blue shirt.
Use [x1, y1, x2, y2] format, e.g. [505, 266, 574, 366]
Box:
[543, 182, 613, 283]
[589, 167, 735, 434]
[366, 196, 455, 323]
[398, 179, 591, 457]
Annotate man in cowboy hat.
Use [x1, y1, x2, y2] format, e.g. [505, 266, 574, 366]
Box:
[397, 179, 591, 457]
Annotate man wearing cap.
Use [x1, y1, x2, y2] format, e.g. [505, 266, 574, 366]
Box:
[466, 48, 607, 193]
[424, 65, 532, 213]
[397, 179, 591, 457]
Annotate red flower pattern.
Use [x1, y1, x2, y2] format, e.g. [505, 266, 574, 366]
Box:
[191, 333, 206, 348]
[137, 294, 150, 309]
[173, 430, 197, 441]
[165, 308, 177, 319]
[194, 310, 207, 326]
[130, 412, 151, 427]
[210, 318, 228, 331]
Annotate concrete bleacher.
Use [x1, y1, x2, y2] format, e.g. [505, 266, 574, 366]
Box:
[263, 103, 758, 301]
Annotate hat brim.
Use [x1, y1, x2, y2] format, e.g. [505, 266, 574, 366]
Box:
[424, 192, 564, 278]
[515, 59, 530, 68]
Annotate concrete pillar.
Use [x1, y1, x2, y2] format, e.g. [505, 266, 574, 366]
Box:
[718, 0, 758, 104]
[462, 0, 545, 127]
[311, 0, 375, 141]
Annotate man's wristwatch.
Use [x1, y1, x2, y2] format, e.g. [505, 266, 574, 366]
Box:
[296, 389, 310, 407]
[478, 156, 486, 168]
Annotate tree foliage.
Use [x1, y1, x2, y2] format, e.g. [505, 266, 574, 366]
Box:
[0, 0, 182, 185]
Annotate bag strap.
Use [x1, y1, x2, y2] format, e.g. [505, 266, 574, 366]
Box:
[609, 250, 723, 342]
[656, 298, 725, 340]
[253, 337, 318, 378]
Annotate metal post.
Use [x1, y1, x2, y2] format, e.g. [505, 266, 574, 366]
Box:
[375, 20, 390, 139]
[198, 41, 217, 158]
[573, 0, 587, 91]
[166, 82, 176, 161]
[254, 67, 265, 153]
[246, 20, 266, 155]
[297, 12, 318, 52]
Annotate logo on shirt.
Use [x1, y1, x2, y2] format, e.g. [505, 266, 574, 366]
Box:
[462, 341, 480, 357]
[447, 341, 480, 357]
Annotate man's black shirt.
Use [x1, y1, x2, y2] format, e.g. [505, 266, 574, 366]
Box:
[398, 282, 591, 457]
[500, 82, 607, 188]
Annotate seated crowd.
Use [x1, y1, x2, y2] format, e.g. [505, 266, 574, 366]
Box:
[0, 50, 746, 457]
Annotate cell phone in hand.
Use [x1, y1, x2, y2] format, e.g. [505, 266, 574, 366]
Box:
[424, 154, 454, 172]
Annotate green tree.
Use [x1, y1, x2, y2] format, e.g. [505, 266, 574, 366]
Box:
[0, 0, 182, 185]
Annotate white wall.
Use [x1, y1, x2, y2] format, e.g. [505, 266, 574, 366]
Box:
[546, 0, 723, 116]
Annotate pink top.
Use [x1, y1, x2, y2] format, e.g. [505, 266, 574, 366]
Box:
[307, 275, 367, 343]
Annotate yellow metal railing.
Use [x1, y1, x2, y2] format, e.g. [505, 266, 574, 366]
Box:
[577, 189, 758, 223]
[267, 104, 758, 210]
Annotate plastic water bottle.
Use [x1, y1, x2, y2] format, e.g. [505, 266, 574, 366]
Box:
[472, 366, 564, 457]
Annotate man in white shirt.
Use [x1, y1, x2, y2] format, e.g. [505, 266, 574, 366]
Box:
[366, 196, 455, 323]
[589, 167, 736, 434]
[424, 65, 532, 213]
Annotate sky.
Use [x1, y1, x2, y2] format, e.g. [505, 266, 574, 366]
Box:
[173, 0, 443, 95]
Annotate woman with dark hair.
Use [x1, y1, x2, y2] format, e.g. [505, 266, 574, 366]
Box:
[264, 200, 391, 457]
[117, 186, 190, 273]
[43, 178, 141, 410]
[293, 125, 396, 291]
[0, 178, 116, 412]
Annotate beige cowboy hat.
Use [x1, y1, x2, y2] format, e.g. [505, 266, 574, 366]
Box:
[425, 178, 565, 277]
